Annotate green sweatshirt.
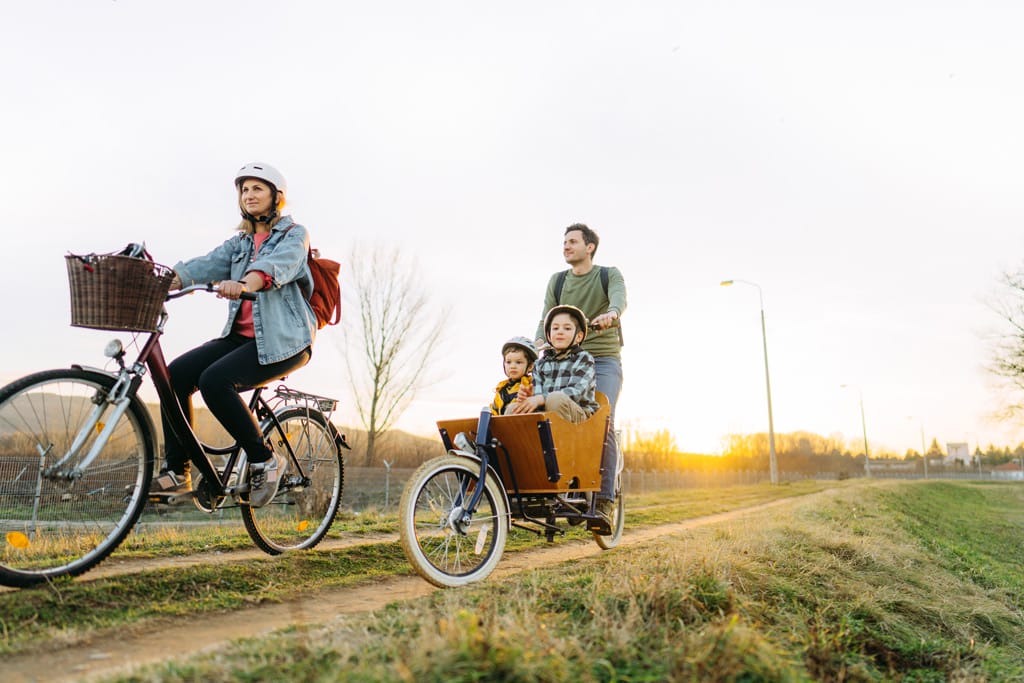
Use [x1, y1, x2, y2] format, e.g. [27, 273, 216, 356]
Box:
[534, 265, 627, 359]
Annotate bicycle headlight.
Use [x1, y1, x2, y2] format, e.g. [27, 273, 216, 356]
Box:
[454, 431, 476, 454]
[103, 339, 124, 358]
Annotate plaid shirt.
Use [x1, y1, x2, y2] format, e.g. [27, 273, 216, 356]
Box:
[534, 346, 599, 416]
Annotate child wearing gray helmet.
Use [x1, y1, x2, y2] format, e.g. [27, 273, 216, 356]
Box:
[490, 336, 538, 415]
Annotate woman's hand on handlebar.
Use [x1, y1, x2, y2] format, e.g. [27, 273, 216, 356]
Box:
[215, 271, 263, 300]
[214, 280, 248, 300]
[169, 282, 256, 301]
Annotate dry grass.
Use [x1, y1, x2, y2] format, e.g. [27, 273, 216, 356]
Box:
[114, 480, 1024, 682]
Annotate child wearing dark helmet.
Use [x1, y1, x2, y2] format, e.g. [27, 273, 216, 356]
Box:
[490, 336, 538, 415]
[508, 305, 598, 422]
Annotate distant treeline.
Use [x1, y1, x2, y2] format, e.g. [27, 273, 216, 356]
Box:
[625, 429, 1024, 474]
[621, 429, 866, 475]
[970, 443, 1024, 467]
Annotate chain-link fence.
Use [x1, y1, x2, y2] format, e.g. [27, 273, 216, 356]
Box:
[340, 466, 851, 512]
[137, 465, 1020, 519]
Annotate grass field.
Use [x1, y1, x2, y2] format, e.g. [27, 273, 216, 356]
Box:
[4, 479, 1023, 681]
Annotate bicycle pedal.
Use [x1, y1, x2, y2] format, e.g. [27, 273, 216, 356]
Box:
[168, 491, 195, 505]
[586, 516, 612, 535]
[148, 492, 193, 506]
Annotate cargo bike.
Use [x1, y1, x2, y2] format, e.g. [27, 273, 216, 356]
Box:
[398, 392, 624, 587]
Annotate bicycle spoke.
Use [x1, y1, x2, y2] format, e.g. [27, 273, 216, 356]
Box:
[0, 371, 152, 587]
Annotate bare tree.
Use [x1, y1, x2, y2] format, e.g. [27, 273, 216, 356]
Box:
[988, 268, 1024, 417]
[342, 244, 446, 466]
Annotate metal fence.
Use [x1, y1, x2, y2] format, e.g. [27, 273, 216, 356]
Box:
[340, 467, 850, 512]
[340, 466, 1023, 512]
[123, 465, 1024, 523]
[868, 470, 1024, 482]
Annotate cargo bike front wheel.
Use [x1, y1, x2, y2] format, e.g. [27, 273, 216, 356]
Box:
[398, 454, 508, 587]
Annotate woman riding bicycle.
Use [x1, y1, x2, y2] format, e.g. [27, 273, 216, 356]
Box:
[150, 162, 317, 507]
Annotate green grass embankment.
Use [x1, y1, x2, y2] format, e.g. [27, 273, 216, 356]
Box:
[113, 480, 1024, 682]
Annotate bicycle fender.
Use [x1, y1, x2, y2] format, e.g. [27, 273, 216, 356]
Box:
[69, 366, 159, 464]
[71, 364, 116, 377]
[445, 450, 512, 530]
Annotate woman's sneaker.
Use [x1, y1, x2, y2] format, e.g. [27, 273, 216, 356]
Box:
[148, 470, 192, 504]
[247, 448, 287, 508]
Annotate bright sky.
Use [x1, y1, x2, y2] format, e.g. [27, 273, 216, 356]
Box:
[3, 1, 1024, 456]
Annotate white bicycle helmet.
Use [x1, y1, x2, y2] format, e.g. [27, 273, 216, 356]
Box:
[235, 162, 286, 222]
[235, 162, 286, 195]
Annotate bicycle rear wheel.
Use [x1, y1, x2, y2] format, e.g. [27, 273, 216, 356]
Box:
[0, 369, 153, 587]
[241, 407, 343, 554]
[593, 492, 624, 550]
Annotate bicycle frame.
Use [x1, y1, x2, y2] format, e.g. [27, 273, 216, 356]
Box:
[0, 271, 352, 587]
[51, 284, 295, 510]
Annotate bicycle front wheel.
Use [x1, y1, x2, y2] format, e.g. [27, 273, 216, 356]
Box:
[241, 407, 344, 554]
[398, 454, 508, 587]
[0, 369, 154, 587]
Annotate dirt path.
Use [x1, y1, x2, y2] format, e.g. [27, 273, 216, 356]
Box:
[82, 531, 402, 582]
[3, 497, 798, 683]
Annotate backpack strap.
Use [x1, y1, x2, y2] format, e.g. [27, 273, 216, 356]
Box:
[553, 269, 569, 304]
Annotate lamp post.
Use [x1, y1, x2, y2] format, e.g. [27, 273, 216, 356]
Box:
[841, 384, 871, 477]
[906, 416, 928, 479]
[974, 434, 982, 477]
[720, 279, 778, 484]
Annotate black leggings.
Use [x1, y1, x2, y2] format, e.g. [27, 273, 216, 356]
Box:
[161, 333, 312, 473]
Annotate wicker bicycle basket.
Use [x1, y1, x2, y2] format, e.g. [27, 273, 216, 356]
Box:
[66, 253, 176, 332]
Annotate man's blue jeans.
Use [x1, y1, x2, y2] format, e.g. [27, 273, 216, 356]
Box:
[594, 356, 623, 500]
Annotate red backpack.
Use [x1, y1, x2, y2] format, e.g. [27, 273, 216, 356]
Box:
[306, 247, 341, 328]
[285, 225, 341, 328]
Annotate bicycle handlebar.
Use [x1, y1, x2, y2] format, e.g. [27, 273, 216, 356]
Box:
[167, 283, 257, 301]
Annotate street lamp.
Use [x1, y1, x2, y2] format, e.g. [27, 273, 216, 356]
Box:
[720, 279, 778, 484]
[841, 384, 871, 477]
[906, 416, 928, 479]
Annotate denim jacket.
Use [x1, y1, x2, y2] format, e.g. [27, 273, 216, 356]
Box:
[172, 216, 317, 364]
